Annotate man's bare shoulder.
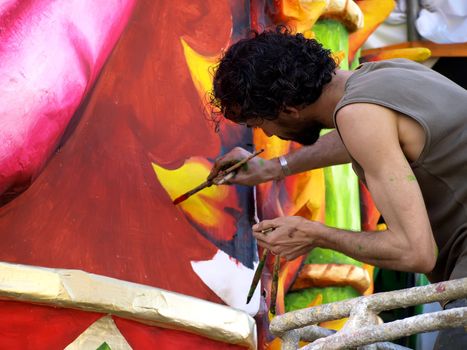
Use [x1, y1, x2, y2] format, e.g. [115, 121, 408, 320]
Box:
[335, 103, 398, 135]
[336, 102, 399, 122]
[336, 103, 425, 163]
[335, 103, 400, 171]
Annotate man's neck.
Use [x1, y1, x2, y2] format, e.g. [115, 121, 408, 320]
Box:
[303, 69, 353, 128]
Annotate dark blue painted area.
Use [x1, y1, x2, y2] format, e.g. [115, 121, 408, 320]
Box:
[201, 114, 258, 267]
[251, 0, 276, 30]
[230, 0, 251, 40]
[185, 183, 258, 269]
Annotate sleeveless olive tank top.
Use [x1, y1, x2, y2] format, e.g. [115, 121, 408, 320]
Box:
[333, 59, 467, 283]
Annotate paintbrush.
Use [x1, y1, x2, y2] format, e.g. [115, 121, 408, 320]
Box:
[172, 149, 264, 205]
[246, 227, 274, 304]
[269, 254, 281, 316]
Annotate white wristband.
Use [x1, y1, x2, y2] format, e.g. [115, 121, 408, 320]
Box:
[278, 156, 292, 177]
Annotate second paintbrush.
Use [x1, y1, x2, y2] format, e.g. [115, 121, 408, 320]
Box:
[246, 227, 275, 304]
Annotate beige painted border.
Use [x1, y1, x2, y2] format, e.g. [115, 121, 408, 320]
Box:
[322, 0, 364, 32]
[0, 261, 257, 349]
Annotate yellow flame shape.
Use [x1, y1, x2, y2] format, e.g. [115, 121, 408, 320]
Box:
[152, 158, 231, 228]
[180, 38, 221, 102]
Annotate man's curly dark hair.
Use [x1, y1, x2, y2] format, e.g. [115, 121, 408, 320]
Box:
[210, 26, 336, 125]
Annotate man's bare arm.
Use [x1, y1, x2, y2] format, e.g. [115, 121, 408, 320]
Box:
[253, 217, 435, 272]
[209, 129, 351, 185]
[253, 104, 437, 273]
[280, 129, 351, 175]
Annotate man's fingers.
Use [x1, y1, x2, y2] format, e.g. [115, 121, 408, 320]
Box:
[283, 253, 299, 261]
[283, 245, 314, 261]
[207, 161, 223, 181]
[208, 147, 250, 181]
[256, 240, 274, 251]
[213, 171, 235, 185]
[252, 219, 277, 233]
[208, 155, 232, 180]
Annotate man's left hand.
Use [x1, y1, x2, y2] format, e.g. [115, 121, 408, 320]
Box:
[252, 216, 322, 261]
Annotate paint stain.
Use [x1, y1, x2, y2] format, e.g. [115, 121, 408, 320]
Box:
[344, 265, 352, 278]
[259, 159, 264, 167]
[357, 245, 363, 252]
[435, 283, 446, 293]
[407, 175, 416, 181]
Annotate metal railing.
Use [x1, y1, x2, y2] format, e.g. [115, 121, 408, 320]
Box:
[270, 278, 467, 349]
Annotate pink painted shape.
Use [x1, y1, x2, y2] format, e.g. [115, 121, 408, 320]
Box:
[0, 0, 136, 197]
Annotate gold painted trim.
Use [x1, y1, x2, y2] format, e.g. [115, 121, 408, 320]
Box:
[65, 315, 132, 350]
[0, 262, 257, 349]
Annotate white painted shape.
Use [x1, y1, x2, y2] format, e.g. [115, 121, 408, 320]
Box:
[191, 250, 261, 317]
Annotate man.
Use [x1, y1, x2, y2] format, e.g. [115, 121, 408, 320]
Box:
[208, 27, 466, 347]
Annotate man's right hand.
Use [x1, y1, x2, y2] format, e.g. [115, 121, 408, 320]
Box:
[208, 147, 282, 186]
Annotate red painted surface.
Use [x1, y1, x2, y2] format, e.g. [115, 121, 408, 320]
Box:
[0, 301, 102, 349]
[114, 317, 247, 350]
[0, 0, 233, 300]
[0, 0, 255, 348]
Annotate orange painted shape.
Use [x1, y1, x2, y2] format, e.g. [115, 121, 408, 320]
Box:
[266, 337, 282, 350]
[306, 293, 323, 308]
[279, 0, 327, 33]
[362, 40, 467, 58]
[361, 47, 431, 63]
[332, 50, 346, 66]
[320, 318, 349, 331]
[349, 0, 395, 63]
[360, 182, 380, 231]
[362, 264, 375, 295]
[291, 263, 371, 294]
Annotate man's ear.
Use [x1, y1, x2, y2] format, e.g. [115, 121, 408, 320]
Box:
[282, 106, 300, 120]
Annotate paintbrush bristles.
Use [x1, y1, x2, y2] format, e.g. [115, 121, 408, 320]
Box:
[172, 180, 212, 205]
